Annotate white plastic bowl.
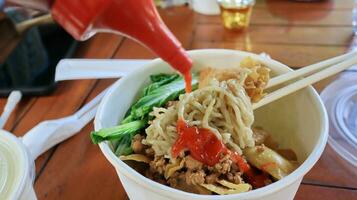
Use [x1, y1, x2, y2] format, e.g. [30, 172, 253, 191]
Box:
[95, 49, 329, 200]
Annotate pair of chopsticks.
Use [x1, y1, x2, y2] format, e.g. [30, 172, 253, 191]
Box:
[253, 51, 357, 110]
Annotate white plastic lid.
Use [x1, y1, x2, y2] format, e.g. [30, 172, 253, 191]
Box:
[320, 68, 357, 167]
[0, 130, 28, 199]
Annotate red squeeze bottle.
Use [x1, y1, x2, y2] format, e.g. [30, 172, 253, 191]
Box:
[51, 0, 193, 92]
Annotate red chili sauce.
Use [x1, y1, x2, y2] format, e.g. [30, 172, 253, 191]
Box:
[172, 119, 269, 188]
[183, 72, 192, 93]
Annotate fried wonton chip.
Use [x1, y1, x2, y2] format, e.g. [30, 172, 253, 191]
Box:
[164, 158, 185, 179]
[243, 145, 298, 180]
[240, 57, 270, 102]
[216, 180, 251, 190]
[201, 182, 252, 195]
[199, 57, 270, 103]
[119, 154, 151, 163]
[199, 67, 249, 88]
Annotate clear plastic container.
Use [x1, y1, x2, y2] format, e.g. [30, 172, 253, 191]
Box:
[353, 1, 357, 35]
[320, 66, 357, 167]
[0, 130, 36, 200]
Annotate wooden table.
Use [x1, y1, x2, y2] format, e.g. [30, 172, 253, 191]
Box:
[1, 0, 356, 199]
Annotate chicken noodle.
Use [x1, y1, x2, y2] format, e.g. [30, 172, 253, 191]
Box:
[92, 57, 299, 195]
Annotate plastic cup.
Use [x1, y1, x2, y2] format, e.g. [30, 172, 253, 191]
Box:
[217, 0, 255, 30]
[95, 49, 328, 200]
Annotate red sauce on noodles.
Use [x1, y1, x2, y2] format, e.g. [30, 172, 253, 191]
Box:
[172, 119, 269, 188]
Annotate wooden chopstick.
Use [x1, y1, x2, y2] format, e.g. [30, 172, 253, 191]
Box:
[266, 51, 357, 89]
[253, 53, 357, 110]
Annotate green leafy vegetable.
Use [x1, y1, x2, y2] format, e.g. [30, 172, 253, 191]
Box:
[143, 74, 179, 96]
[120, 115, 134, 124]
[90, 120, 147, 144]
[150, 73, 176, 82]
[130, 74, 198, 119]
[114, 134, 134, 156]
[120, 74, 178, 124]
[90, 72, 198, 157]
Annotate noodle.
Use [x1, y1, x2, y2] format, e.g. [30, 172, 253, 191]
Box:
[144, 78, 255, 158]
[143, 105, 178, 157]
[178, 79, 255, 154]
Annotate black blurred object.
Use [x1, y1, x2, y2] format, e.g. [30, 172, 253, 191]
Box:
[0, 9, 77, 96]
[0, 11, 20, 64]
